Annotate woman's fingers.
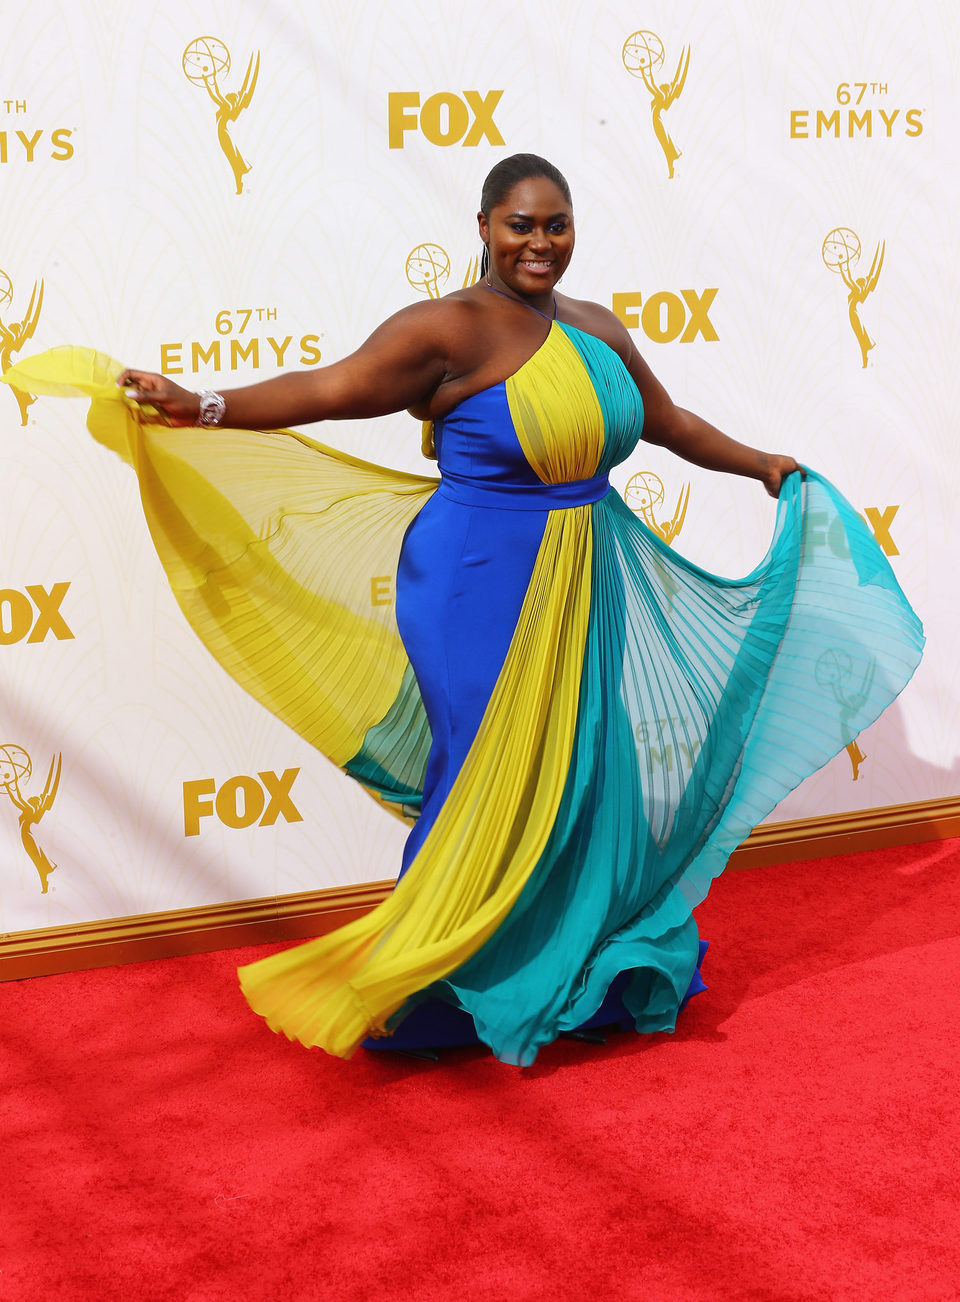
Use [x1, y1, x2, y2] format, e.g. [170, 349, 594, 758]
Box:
[118, 369, 163, 398]
[115, 370, 199, 426]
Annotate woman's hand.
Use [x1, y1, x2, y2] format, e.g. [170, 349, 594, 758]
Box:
[758, 454, 804, 499]
[112, 298, 452, 432]
[117, 370, 201, 426]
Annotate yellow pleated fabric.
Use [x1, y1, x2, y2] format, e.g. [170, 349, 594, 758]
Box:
[239, 507, 592, 1053]
[4, 347, 435, 769]
[6, 334, 608, 1058]
[505, 320, 605, 482]
[238, 324, 608, 1054]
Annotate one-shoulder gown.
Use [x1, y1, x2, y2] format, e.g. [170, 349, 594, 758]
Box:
[3, 327, 924, 1066]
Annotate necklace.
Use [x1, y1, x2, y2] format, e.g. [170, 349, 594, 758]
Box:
[484, 282, 557, 323]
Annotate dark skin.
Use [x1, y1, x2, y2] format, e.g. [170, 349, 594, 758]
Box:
[119, 176, 800, 497]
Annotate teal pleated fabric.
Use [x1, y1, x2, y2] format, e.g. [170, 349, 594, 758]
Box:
[4, 340, 925, 1066]
[426, 468, 924, 1065]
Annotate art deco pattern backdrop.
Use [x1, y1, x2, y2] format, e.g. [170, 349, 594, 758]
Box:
[1, 0, 956, 940]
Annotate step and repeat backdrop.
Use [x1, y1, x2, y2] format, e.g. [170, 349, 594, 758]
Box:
[1, 0, 958, 935]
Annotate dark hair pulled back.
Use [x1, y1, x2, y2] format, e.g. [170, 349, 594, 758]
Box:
[479, 153, 572, 279]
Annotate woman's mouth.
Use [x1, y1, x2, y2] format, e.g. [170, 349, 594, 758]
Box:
[518, 259, 554, 275]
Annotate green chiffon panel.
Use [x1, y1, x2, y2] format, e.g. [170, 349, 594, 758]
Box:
[428, 471, 924, 1066]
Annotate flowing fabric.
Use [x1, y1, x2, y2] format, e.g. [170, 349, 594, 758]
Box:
[4, 335, 924, 1066]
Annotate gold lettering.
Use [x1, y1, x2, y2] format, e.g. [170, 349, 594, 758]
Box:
[160, 343, 183, 375]
[462, 90, 504, 146]
[879, 108, 899, 136]
[267, 335, 292, 365]
[258, 768, 303, 826]
[25, 582, 73, 643]
[641, 291, 685, 343]
[790, 110, 809, 138]
[803, 510, 828, 562]
[419, 92, 469, 146]
[50, 127, 73, 160]
[905, 108, 923, 136]
[680, 288, 718, 342]
[215, 775, 264, 829]
[371, 576, 393, 606]
[230, 336, 259, 368]
[849, 108, 871, 136]
[0, 588, 34, 644]
[183, 778, 216, 836]
[192, 340, 221, 370]
[828, 517, 850, 559]
[16, 128, 42, 160]
[299, 334, 322, 365]
[612, 292, 642, 330]
[388, 91, 420, 149]
[816, 110, 840, 137]
[863, 505, 899, 555]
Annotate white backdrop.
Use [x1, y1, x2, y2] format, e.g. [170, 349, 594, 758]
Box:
[1, 0, 957, 936]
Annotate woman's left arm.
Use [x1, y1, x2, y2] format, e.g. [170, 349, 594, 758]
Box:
[626, 342, 801, 499]
[573, 300, 802, 498]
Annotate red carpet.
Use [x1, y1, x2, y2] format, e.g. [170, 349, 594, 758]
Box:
[2, 838, 959, 1302]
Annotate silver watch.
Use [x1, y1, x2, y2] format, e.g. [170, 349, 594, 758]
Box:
[195, 389, 226, 427]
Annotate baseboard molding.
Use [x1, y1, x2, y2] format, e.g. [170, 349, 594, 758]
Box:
[0, 880, 395, 982]
[3, 795, 958, 983]
[725, 794, 960, 869]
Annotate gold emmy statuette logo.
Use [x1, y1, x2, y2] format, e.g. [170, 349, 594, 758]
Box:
[624, 471, 690, 613]
[405, 244, 480, 299]
[622, 30, 690, 179]
[814, 649, 876, 781]
[1, 743, 62, 892]
[624, 471, 690, 545]
[822, 227, 884, 368]
[182, 37, 260, 195]
[0, 267, 43, 425]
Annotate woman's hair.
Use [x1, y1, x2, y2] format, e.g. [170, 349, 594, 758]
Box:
[479, 154, 572, 278]
[480, 153, 572, 216]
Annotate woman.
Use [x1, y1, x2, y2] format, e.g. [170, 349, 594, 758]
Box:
[7, 155, 922, 1066]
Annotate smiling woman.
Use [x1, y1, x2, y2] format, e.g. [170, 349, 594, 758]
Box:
[3, 153, 923, 1065]
[477, 153, 576, 305]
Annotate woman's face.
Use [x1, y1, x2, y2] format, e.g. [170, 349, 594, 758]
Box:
[479, 176, 575, 298]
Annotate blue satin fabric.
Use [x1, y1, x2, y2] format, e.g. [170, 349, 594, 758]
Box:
[394, 382, 550, 874]
[366, 364, 685, 1050]
[366, 324, 923, 1060]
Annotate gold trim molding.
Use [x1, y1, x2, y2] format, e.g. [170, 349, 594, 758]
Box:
[3, 795, 959, 983]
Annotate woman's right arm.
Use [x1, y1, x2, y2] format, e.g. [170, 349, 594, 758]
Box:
[118, 300, 454, 428]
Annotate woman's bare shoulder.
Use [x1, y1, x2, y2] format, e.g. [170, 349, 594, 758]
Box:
[366, 292, 478, 341]
[556, 293, 635, 366]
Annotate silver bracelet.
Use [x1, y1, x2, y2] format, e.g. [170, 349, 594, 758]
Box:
[195, 389, 226, 427]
